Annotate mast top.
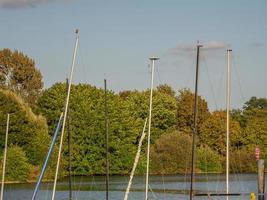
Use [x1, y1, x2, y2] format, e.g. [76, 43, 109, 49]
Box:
[196, 40, 203, 48]
[149, 57, 159, 61]
[227, 49, 232, 52]
[75, 29, 79, 34]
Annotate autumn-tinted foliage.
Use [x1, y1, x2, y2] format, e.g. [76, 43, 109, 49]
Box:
[0, 48, 43, 104]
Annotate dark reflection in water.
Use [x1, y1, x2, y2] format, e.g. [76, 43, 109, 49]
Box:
[3, 174, 260, 200]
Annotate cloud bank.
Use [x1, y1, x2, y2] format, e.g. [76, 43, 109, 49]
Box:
[169, 41, 227, 55]
[0, 0, 68, 9]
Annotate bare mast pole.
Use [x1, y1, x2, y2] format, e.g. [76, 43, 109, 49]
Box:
[0, 114, 10, 200]
[51, 29, 79, 200]
[104, 79, 109, 200]
[66, 78, 72, 200]
[226, 49, 232, 200]
[145, 57, 159, 200]
[189, 44, 202, 200]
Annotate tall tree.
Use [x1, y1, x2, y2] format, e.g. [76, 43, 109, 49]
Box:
[156, 84, 176, 97]
[0, 89, 49, 165]
[198, 111, 241, 155]
[0, 48, 43, 104]
[176, 88, 210, 133]
[244, 96, 267, 110]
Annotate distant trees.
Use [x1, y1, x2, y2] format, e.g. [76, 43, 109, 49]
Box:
[198, 111, 241, 155]
[0, 89, 49, 164]
[0, 48, 43, 104]
[0, 47, 266, 177]
[0, 89, 52, 181]
[2, 146, 30, 181]
[36, 83, 179, 175]
[176, 88, 210, 133]
[151, 131, 192, 174]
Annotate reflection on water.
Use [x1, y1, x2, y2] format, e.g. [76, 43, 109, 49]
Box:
[3, 174, 260, 199]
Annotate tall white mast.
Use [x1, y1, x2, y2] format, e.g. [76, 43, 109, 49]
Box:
[226, 49, 232, 200]
[0, 114, 10, 200]
[51, 29, 79, 200]
[145, 57, 159, 200]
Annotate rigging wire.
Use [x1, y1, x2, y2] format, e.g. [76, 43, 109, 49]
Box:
[232, 53, 245, 102]
[202, 53, 219, 110]
[77, 38, 90, 85]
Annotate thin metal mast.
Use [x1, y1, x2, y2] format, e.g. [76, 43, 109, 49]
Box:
[104, 79, 109, 200]
[51, 29, 79, 200]
[0, 114, 10, 200]
[145, 57, 159, 200]
[189, 44, 202, 200]
[226, 49, 232, 200]
[66, 78, 72, 200]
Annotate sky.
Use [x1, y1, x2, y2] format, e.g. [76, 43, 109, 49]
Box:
[0, 0, 266, 110]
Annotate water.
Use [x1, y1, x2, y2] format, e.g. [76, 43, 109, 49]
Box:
[3, 174, 259, 199]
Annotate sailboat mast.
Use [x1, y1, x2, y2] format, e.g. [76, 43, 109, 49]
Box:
[145, 57, 159, 200]
[124, 118, 147, 200]
[189, 44, 202, 200]
[0, 114, 10, 200]
[104, 79, 109, 200]
[226, 49, 232, 199]
[51, 29, 79, 200]
[66, 78, 72, 200]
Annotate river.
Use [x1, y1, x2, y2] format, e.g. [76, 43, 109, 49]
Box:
[3, 173, 260, 199]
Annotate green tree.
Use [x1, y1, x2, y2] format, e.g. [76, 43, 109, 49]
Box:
[244, 96, 267, 110]
[0, 145, 30, 181]
[176, 88, 210, 133]
[0, 48, 43, 104]
[125, 89, 177, 142]
[0, 89, 49, 165]
[156, 84, 176, 97]
[197, 145, 222, 172]
[37, 83, 144, 175]
[198, 111, 241, 155]
[150, 131, 192, 174]
[229, 147, 256, 173]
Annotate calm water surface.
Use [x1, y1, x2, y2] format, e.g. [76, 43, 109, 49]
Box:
[3, 174, 260, 200]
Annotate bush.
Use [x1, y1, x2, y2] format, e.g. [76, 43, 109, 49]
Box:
[150, 131, 192, 174]
[0, 89, 50, 165]
[229, 148, 256, 173]
[197, 145, 222, 172]
[0, 146, 30, 181]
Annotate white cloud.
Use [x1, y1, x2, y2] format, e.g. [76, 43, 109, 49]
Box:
[0, 0, 69, 8]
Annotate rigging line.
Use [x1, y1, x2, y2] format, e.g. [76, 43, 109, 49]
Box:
[75, 174, 85, 198]
[202, 53, 219, 110]
[161, 174, 166, 200]
[77, 39, 89, 84]
[214, 56, 226, 109]
[185, 60, 196, 90]
[232, 53, 245, 102]
[231, 146, 245, 195]
[155, 64, 163, 86]
[202, 146, 210, 194]
[148, 184, 159, 199]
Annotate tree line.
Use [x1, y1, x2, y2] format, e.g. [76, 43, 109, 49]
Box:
[0, 48, 266, 182]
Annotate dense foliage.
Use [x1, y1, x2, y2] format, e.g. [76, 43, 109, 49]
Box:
[0, 49, 267, 181]
[0, 48, 43, 104]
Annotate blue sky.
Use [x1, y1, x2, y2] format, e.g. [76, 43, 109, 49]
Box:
[0, 0, 266, 110]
